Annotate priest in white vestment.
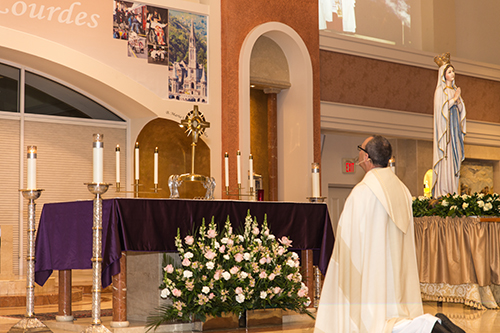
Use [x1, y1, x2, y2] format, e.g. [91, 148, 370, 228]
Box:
[315, 136, 464, 333]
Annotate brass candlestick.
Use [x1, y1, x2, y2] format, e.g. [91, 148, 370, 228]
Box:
[81, 183, 112, 333]
[9, 189, 52, 333]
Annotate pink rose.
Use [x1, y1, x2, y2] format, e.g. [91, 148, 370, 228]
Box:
[165, 264, 174, 273]
[277, 247, 285, 256]
[273, 287, 281, 294]
[268, 273, 276, 281]
[184, 235, 194, 245]
[219, 245, 226, 253]
[172, 288, 182, 297]
[259, 271, 268, 279]
[259, 257, 266, 265]
[234, 253, 243, 262]
[207, 229, 217, 239]
[279, 236, 292, 247]
[182, 258, 191, 266]
[298, 289, 306, 297]
[230, 266, 239, 275]
[235, 287, 243, 295]
[252, 227, 260, 235]
[214, 270, 222, 280]
[205, 250, 217, 260]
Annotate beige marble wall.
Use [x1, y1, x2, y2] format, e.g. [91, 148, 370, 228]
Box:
[0, 225, 14, 279]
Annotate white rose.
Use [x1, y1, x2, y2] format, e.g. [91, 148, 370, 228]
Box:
[160, 288, 170, 298]
[268, 234, 275, 240]
[184, 252, 194, 259]
[255, 238, 262, 245]
[462, 202, 469, 209]
[286, 259, 295, 267]
[236, 294, 245, 303]
[478, 200, 484, 208]
[291, 252, 299, 260]
[260, 291, 267, 299]
[238, 235, 244, 242]
[202, 286, 210, 294]
[478, 193, 485, 199]
[484, 202, 493, 211]
[240, 271, 248, 279]
[214, 241, 220, 249]
[223, 254, 230, 260]
[441, 200, 449, 207]
[206, 262, 215, 270]
[221, 237, 229, 244]
[183, 270, 193, 278]
[243, 253, 251, 261]
[418, 196, 426, 201]
[222, 271, 231, 280]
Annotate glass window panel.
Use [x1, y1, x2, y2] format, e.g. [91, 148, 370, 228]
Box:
[25, 72, 124, 121]
[0, 63, 20, 112]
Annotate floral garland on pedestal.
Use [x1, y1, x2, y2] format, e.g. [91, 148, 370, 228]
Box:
[146, 212, 313, 331]
[412, 193, 500, 217]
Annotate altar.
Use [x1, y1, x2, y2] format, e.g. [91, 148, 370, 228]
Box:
[414, 216, 500, 310]
[34, 198, 334, 323]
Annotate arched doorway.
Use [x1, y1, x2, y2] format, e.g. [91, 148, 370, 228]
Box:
[239, 22, 314, 202]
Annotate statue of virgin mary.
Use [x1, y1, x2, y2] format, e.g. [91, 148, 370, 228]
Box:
[432, 52, 466, 198]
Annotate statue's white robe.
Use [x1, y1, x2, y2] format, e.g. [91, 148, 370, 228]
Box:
[315, 168, 437, 333]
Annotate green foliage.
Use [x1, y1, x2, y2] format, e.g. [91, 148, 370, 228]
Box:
[146, 212, 313, 331]
[412, 193, 500, 218]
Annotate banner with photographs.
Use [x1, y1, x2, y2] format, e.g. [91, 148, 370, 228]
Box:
[113, 1, 208, 103]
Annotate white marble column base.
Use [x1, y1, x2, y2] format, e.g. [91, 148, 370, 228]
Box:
[55, 315, 74, 322]
[110, 320, 130, 328]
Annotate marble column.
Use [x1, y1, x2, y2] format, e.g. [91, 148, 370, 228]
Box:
[56, 270, 73, 322]
[264, 88, 280, 201]
[110, 252, 129, 327]
[301, 249, 315, 304]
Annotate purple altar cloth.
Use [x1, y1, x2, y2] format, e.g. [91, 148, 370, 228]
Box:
[35, 198, 334, 287]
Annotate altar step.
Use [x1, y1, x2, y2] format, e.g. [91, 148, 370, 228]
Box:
[45, 309, 317, 333]
[0, 274, 113, 308]
[0, 277, 78, 308]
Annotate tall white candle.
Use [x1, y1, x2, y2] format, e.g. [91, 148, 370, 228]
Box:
[93, 134, 104, 183]
[237, 150, 241, 184]
[154, 147, 159, 185]
[115, 145, 120, 184]
[134, 142, 139, 181]
[27, 145, 37, 190]
[249, 154, 254, 189]
[224, 152, 229, 187]
[311, 162, 320, 197]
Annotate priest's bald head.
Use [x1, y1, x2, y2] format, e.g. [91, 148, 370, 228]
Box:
[358, 135, 392, 172]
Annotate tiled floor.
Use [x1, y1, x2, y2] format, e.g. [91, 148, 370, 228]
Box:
[1, 299, 500, 332]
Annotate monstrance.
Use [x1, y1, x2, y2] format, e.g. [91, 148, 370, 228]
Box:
[168, 105, 216, 199]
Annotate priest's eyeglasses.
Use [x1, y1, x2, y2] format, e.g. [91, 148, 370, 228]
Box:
[357, 145, 369, 156]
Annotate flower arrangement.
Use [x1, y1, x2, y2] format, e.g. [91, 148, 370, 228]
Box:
[146, 211, 312, 330]
[413, 192, 500, 218]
